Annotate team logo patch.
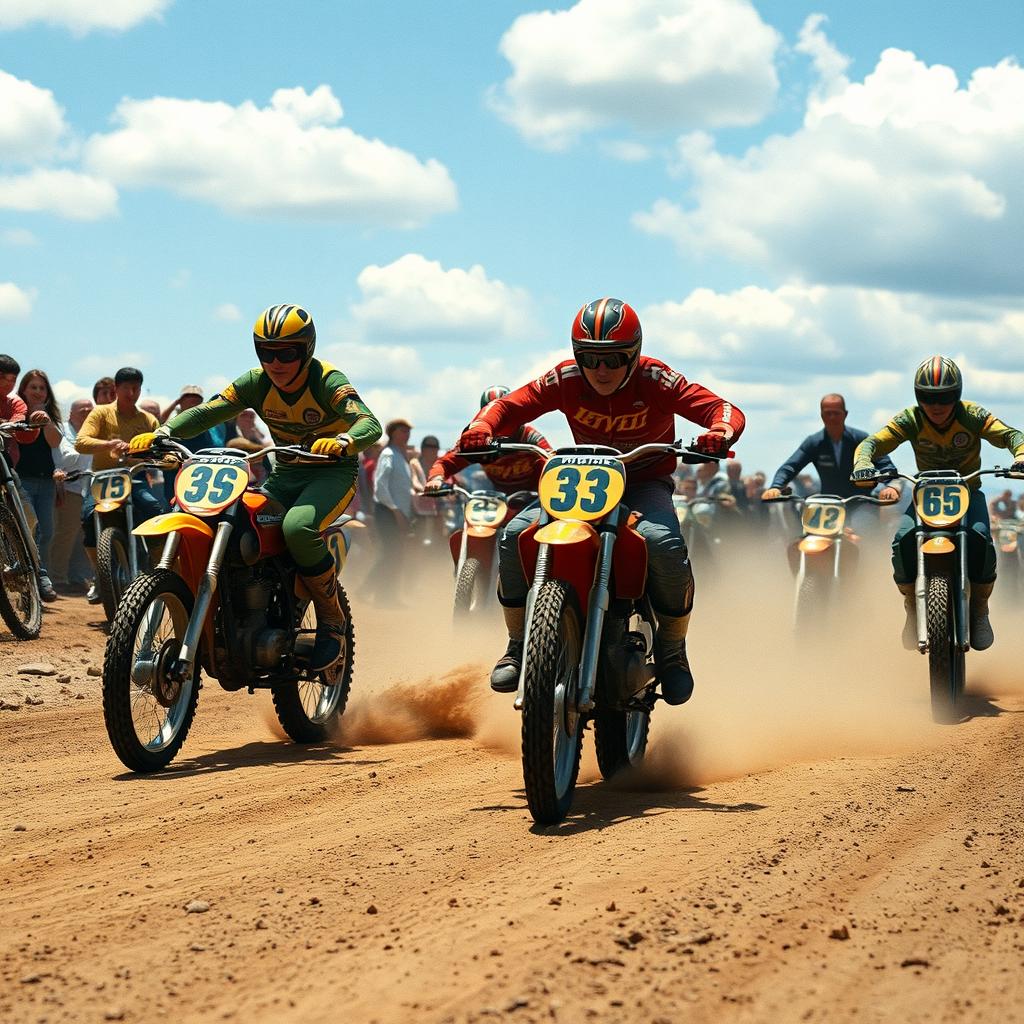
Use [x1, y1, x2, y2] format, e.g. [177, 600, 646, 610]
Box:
[952, 431, 971, 449]
[303, 409, 323, 425]
[918, 438, 937, 450]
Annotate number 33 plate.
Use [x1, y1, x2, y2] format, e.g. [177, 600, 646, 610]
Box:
[539, 457, 626, 521]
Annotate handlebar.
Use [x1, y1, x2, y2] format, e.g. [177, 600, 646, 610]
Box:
[133, 436, 341, 466]
[764, 491, 900, 508]
[851, 467, 1024, 487]
[454, 438, 730, 465]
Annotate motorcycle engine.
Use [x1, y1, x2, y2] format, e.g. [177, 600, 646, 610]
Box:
[603, 628, 653, 703]
[230, 571, 290, 670]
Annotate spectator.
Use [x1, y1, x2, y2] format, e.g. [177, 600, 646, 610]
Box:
[74, 367, 166, 572]
[226, 408, 271, 484]
[990, 489, 1015, 521]
[357, 441, 383, 523]
[411, 434, 444, 547]
[92, 377, 115, 406]
[371, 418, 414, 605]
[139, 398, 162, 419]
[16, 370, 65, 601]
[51, 398, 94, 595]
[725, 459, 749, 513]
[0, 354, 41, 466]
[159, 385, 219, 502]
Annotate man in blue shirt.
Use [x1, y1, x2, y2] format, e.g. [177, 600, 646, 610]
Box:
[762, 394, 899, 502]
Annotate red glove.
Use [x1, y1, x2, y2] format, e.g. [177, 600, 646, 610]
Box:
[694, 430, 731, 457]
[459, 420, 493, 452]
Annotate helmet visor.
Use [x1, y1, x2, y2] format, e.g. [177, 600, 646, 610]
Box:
[576, 350, 631, 370]
[256, 341, 306, 365]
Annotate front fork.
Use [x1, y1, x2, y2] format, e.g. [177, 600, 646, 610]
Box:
[915, 526, 970, 652]
[172, 520, 233, 679]
[4, 477, 41, 574]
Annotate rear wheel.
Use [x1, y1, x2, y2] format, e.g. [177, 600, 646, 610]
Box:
[97, 525, 132, 622]
[521, 580, 584, 825]
[927, 573, 964, 724]
[594, 706, 650, 780]
[453, 557, 484, 617]
[272, 583, 355, 743]
[0, 497, 42, 639]
[103, 569, 199, 772]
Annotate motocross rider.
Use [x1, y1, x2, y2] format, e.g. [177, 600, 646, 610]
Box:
[129, 304, 382, 671]
[424, 386, 552, 497]
[852, 355, 1024, 651]
[458, 297, 745, 705]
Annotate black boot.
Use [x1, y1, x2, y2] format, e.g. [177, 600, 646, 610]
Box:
[654, 612, 695, 706]
[490, 605, 525, 693]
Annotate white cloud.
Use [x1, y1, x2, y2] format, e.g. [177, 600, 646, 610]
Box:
[1, 227, 37, 246]
[0, 168, 117, 219]
[600, 140, 653, 163]
[350, 254, 533, 340]
[73, 352, 148, 378]
[0, 0, 172, 34]
[0, 68, 67, 161]
[213, 302, 242, 322]
[85, 85, 457, 227]
[491, 0, 780, 149]
[0, 281, 33, 318]
[635, 32, 1024, 297]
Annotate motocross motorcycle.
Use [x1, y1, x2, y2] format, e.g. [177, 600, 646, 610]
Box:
[763, 490, 897, 630]
[857, 466, 1020, 723]
[672, 492, 735, 566]
[995, 518, 1024, 598]
[424, 483, 535, 617]
[473, 438, 725, 825]
[90, 460, 168, 622]
[0, 421, 43, 639]
[102, 439, 356, 772]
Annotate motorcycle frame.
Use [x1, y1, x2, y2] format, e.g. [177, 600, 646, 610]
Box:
[0, 444, 41, 575]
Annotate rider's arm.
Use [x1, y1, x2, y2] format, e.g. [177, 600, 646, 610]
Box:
[852, 412, 910, 472]
[322, 371, 382, 453]
[73, 405, 112, 454]
[165, 373, 254, 439]
[471, 369, 565, 436]
[520, 423, 553, 451]
[659, 365, 746, 441]
[971, 403, 1024, 460]
[771, 436, 814, 490]
[428, 447, 466, 482]
[6, 394, 39, 446]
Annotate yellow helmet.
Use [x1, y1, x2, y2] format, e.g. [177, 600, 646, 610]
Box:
[253, 304, 316, 369]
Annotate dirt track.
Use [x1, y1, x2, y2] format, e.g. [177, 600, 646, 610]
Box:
[3, 556, 1024, 1024]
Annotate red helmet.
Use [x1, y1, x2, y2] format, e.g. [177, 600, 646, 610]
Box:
[571, 297, 642, 390]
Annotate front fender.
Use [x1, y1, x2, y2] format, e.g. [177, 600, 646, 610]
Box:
[133, 512, 213, 539]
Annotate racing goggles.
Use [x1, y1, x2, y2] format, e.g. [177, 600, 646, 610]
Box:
[576, 349, 632, 370]
[256, 341, 306, 365]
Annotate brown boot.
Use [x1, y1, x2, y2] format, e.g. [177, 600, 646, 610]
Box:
[299, 566, 347, 672]
[490, 605, 525, 693]
[896, 582, 917, 651]
[970, 581, 995, 651]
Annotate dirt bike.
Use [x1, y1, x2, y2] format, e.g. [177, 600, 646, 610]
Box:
[424, 483, 535, 617]
[0, 421, 43, 639]
[473, 438, 726, 824]
[102, 439, 357, 772]
[857, 466, 1020, 723]
[90, 461, 167, 622]
[763, 490, 897, 630]
[672, 492, 734, 565]
[995, 518, 1024, 597]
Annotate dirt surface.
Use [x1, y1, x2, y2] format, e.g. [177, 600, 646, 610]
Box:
[3, 550, 1024, 1024]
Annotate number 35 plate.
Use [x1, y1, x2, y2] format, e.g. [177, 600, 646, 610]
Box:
[539, 456, 626, 521]
[175, 457, 249, 516]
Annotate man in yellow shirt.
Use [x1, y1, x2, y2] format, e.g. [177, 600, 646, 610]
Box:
[74, 366, 167, 559]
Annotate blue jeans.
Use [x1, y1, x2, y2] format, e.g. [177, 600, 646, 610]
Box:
[81, 480, 167, 547]
[20, 476, 56, 584]
[498, 476, 694, 617]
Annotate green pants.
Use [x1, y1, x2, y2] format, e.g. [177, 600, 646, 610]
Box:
[262, 464, 357, 575]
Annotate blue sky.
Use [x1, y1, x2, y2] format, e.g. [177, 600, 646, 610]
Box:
[2, 0, 1023, 475]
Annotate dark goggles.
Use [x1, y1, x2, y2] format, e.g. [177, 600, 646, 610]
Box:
[915, 390, 959, 406]
[255, 341, 306, 365]
[576, 349, 632, 370]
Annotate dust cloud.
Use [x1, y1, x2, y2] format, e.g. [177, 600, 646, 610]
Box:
[307, 519, 1024, 787]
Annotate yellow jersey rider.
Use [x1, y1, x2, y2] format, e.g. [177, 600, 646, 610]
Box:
[130, 304, 382, 670]
[852, 355, 1024, 651]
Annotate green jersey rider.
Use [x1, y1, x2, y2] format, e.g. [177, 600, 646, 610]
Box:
[129, 304, 382, 671]
[852, 355, 1024, 651]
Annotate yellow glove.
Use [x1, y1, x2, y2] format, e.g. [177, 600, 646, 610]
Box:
[311, 435, 349, 458]
[129, 431, 158, 455]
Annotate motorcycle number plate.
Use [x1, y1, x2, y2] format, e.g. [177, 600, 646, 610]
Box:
[916, 483, 968, 527]
[801, 502, 845, 536]
[91, 471, 131, 504]
[465, 496, 506, 528]
[175, 459, 249, 516]
[539, 456, 626, 522]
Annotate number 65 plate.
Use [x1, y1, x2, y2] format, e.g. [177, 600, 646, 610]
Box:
[175, 457, 249, 516]
[539, 455, 626, 522]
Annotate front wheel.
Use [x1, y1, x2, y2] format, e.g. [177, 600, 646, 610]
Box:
[926, 572, 965, 724]
[0, 497, 42, 639]
[521, 579, 584, 825]
[103, 569, 199, 772]
[453, 556, 484, 617]
[97, 525, 132, 622]
[272, 582, 355, 743]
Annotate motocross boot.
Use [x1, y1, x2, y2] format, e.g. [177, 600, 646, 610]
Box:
[490, 605, 525, 693]
[654, 612, 694, 706]
[970, 581, 995, 651]
[897, 582, 918, 651]
[300, 566, 348, 673]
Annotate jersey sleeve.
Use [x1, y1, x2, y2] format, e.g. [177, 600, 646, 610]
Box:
[650, 361, 746, 441]
[519, 422, 553, 450]
[430, 446, 468, 481]
[9, 395, 39, 446]
[969, 403, 1024, 459]
[323, 369, 383, 453]
[771, 436, 814, 490]
[475, 368, 564, 435]
[167, 370, 257, 439]
[73, 406, 109, 454]
[852, 409, 913, 472]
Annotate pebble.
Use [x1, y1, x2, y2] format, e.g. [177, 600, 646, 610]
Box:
[75, 693, 86, 700]
[829, 925, 850, 941]
[87, 665, 102, 677]
[104, 1009, 125, 1021]
[0, 700, 20, 711]
[184, 899, 210, 914]
[16, 662, 56, 676]
[13, 824, 27, 832]
[25, 695, 44, 706]
[58, 674, 72, 685]
[366, 904, 378, 915]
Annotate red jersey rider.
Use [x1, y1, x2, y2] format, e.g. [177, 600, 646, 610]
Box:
[459, 297, 745, 705]
[425, 386, 551, 497]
